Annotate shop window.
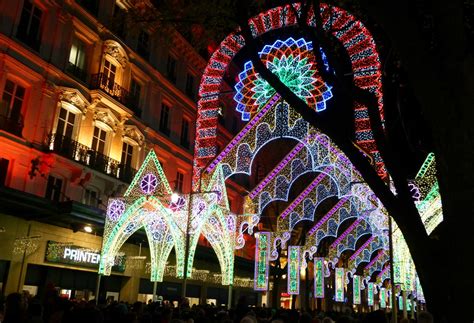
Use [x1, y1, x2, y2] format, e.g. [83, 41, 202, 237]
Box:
[137, 30, 150, 60]
[185, 73, 195, 99]
[16, 0, 43, 51]
[67, 37, 87, 82]
[45, 175, 63, 202]
[166, 55, 177, 83]
[83, 188, 99, 208]
[0, 158, 9, 186]
[159, 103, 170, 136]
[0, 80, 25, 136]
[180, 118, 190, 148]
[176, 171, 184, 193]
[91, 126, 107, 155]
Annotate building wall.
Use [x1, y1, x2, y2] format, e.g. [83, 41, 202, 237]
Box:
[0, 0, 252, 302]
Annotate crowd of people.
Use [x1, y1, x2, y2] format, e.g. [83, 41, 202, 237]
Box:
[0, 290, 433, 323]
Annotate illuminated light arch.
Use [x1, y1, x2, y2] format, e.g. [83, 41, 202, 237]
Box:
[364, 249, 390, 278]
[194, 2, 387, 189]
[347, 235, 386, 272]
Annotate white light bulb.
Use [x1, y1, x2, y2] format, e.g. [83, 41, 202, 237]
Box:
[84, 226, 93, 233]
[171, 192, 180, 203]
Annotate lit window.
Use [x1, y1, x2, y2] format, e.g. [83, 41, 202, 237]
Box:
[45, 175, 63, 202]
[102, 59, 117, 92]
[121, 142, 134, 167]
[91, 126, 107, 154]
[67, 37, 87, 81]
[17, 0, 43, 51]
[56, 107, 76, 139]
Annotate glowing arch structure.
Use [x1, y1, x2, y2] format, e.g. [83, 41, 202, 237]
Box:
[193, 2, 386, 189]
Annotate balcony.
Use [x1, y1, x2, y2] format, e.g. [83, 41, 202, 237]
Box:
[46, 133, 137, 183]
[90, 73, 130, 106]
[0, 114, 23, 137]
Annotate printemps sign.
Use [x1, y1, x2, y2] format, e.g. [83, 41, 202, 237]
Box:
[45, 241, 126, 272]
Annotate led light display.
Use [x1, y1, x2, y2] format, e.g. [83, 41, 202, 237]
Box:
[255, 232, 270, 291]
[314, 257, 325, 298]
[368, 282, 374, 306]
[335, 267, 345, 302]
[353, 274, 361, 305]
[288, 246, 301, 295]
[380, 287, 386, 308]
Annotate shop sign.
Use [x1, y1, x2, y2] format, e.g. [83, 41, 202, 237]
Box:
[45, 240, 125, 272]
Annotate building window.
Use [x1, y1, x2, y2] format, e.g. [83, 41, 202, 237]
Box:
[0, 158, 9, 186]
[0, 80, 25, 135]
[16, 0, 43, 51]
[129, 79, 141, 113]
[77, 0, 99, 16]
[185, 74, 195, 99]
[111, 4, 126, 38]
[176, 171, 184, 193]
[91, 126, 107, 154]
[102, 59, 117, 91]
[159, 103, 170, 135]
[83, 188, 99, 208]
[45, 175, 63, 202]
[137, 30, 150, 60]
[121, 142, 134, 167]
[180, 118, 190, 148]
[67, 37, 87, 82]
[166, 55, 177, 83]
[56, 107, 76, 139]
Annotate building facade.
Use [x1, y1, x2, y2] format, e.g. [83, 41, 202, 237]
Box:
[0, 0, 254, 305]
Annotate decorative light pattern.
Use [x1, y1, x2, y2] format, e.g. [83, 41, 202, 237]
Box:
[380, 287, 386, 308]
[287, 246, 300, 295]
[100, 150, 258, 286]
[353, 274, 361, 305]
[193, 2, 387, 188]
[234, 37, 332, 121]
[140, 173, 158, 194]
[335, 267, 345, 302]
[255, 232, 270, 291]
[368, 282, 374, 306]
[314, 257, 325, 298]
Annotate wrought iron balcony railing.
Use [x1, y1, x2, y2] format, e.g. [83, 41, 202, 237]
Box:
[46, 133, 137, 183]
[90, 73, 130, 106]
[0, 114, 23, 137]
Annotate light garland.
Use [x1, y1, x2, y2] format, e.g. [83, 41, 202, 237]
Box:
[353, 274, 361, 304]
[314, 257, 325, 298]
[193, 2, 387, 188]
[335, 267, 345, 302]
[287, 246, 300, 295]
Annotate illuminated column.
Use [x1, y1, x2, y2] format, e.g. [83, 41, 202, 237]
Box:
[368, 282, 374, 307]
[353, 275, 361, 305]
[254, 232, 270, 291]
[380, 287, 386, 309]
[314, 258, 325, 298]
[287, 246, 300, 295]
[335, 268, 344, 302]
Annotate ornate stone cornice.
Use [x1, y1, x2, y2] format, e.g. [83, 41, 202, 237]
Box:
[103, 40, 128, 67]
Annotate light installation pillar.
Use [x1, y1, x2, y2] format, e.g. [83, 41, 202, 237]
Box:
[314, 258, 325, 298]
[380, 287, 386, 309]
[335, 268, 344, 302]
[287, 246, 300, 295]
[254, 232, 270, 291]
[368, 282, 374, 307]
[353, 275, 361, 305]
